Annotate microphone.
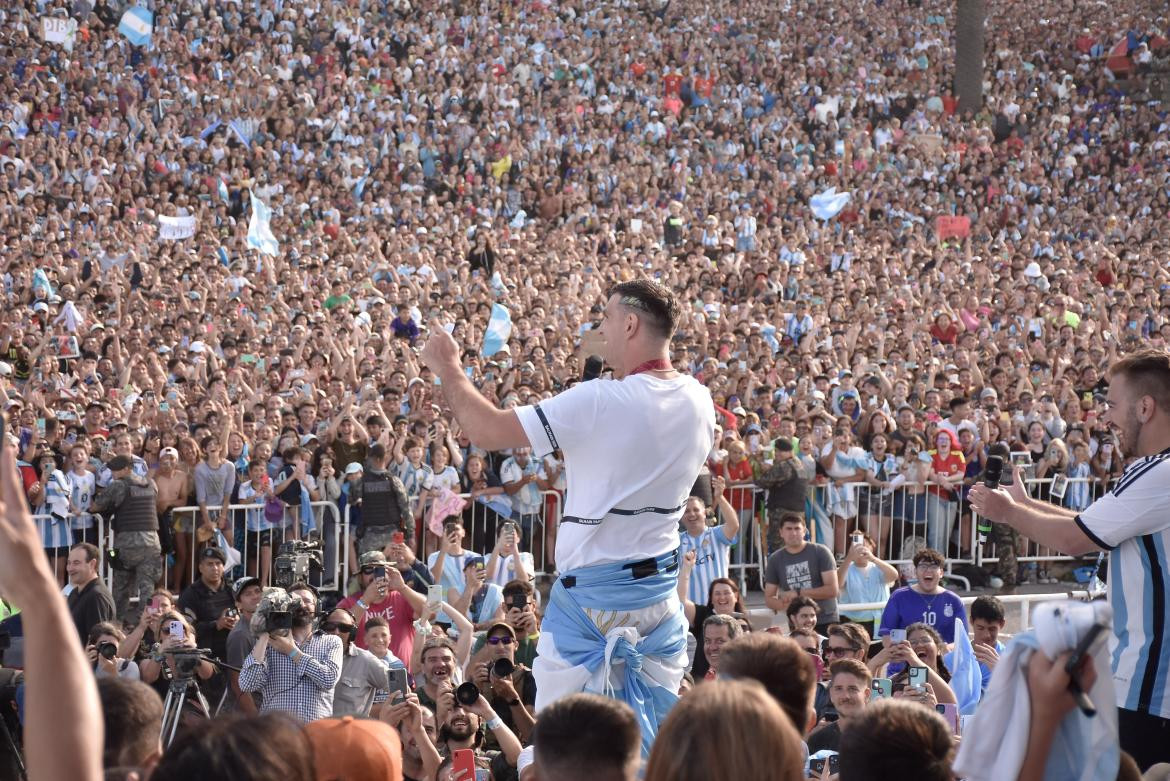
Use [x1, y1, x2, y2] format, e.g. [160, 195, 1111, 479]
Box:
[978, 454, 1003, 544]
[582, 355, 604, 382]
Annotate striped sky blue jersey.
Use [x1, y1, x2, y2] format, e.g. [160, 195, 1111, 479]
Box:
[679, 525, 736, 604]
[69, 469, 96, 530]
[38, 469, 74, 549]
[1074, 447, 1170, 719]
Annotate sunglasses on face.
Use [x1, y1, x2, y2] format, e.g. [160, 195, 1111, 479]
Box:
[824, 645, 860, 657]
[486, 635, 515, 646]
[320, 621, 351, 633]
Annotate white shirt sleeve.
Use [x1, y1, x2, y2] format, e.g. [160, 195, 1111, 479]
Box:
[1076, 471, 1170, 549]
[514, 380, 605, 458]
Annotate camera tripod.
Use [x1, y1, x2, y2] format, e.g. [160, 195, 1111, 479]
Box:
[159, 653, 241, 748]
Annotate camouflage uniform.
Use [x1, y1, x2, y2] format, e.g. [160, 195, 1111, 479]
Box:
[112, 530, 163, 625]
[990, 522, 1019, 586]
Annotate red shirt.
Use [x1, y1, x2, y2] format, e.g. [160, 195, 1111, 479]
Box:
[664, 73, 683, 97]
[714, 457, 755, 511]
[929, 451, 965, 499]
[337, 590, 417, 663]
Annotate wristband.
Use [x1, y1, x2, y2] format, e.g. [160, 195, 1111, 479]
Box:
[289, 648, 301, 662]
[485, 716, 504, 731]
[355, 598, 369, 610]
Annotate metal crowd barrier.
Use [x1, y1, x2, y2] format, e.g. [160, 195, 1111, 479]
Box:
[37, 474, 1105, 599]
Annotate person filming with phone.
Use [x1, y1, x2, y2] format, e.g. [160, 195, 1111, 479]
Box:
[970, 349, 1170, 770]
[337, 550, 426, 658]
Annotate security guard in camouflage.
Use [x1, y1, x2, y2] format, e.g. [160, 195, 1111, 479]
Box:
[93, 454, 163, 625]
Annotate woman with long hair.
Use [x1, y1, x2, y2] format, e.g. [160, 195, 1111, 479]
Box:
[678, 575, 749, 679]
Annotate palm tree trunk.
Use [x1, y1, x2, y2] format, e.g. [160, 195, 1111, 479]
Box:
[955, 0, 986, 114]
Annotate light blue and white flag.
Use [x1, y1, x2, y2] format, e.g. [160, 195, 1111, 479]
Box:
[32, 268, 55, 299]
[247, 190, 280, 256]
[480, 303, 512, 357]
[228, 118, 252, 147]
[353, 175, 368, 200]
[217, 177, 229, 204]
[810, 186, 851, 221]
[117, 6, 153, 46]
[944, 617, 983, 716]
[200, 119, 222, 141]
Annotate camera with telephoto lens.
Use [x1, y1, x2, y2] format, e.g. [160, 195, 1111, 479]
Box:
[491, 657, 515, 679]
[456, 681, 480, 706]
[273, 540, 323, 588]
[97, 641, 118, 660]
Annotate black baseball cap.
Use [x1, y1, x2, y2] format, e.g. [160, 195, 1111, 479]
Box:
[200, 547, 227, 564]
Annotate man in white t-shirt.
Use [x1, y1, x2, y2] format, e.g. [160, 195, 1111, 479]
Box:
[421, 279, 715, 753]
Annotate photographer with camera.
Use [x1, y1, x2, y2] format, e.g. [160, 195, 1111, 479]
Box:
[321, 606, 388, 718]
[469, 622, 537, 745]
[86, 622, 140, 680]
[240, 587, 343, 723]
[91, 455, 163, 626]
[435, 678, 523, 779]
[177, 547, 237, 663]
[337, 550, 426, 659]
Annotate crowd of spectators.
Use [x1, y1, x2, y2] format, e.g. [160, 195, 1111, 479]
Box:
[0, 0, 1170, 776]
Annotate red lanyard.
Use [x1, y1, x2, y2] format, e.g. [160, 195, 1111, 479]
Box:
[628, 358, 673, 376]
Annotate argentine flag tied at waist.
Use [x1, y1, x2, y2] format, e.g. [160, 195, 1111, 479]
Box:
[118, 6, 153, 46]
[539, 550, 688, 756]
[247, 190, 280, 256]
[480, 303, 512, 357]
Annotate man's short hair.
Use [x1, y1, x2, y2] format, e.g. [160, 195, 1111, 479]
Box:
[702, 612, 743, 640]
[779, 513, 805, 528]
[98, 678, 163, 770]
[719, 633, 817, 735]
[912, 548, 945, 568]
[838, 699, 953, 781]
[644, 679, 804, 781]
[828, 622, 871, 652]
[970, 595, 1006, 624]
[369, 442, 387, 461]
[420, 637, 455, 661]
[829, 658, 873, 687]
[71, 541, 100, 563]
[364, 616, 389, 632]
[1108, 349, 1170, 413]
[609, 279, 680, 339]
[785, 596, 818, 620]
[532, 693, 640, 781]
[501, 579, 535, 602]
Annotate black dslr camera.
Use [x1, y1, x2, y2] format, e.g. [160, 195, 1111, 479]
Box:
[273, 540, 323, 588]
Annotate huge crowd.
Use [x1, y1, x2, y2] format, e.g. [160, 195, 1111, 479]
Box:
[0, 0, 1169, 776]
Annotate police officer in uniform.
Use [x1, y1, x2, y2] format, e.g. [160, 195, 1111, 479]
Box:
[349, 442, 413, 555]
[92, 454, 163, 625]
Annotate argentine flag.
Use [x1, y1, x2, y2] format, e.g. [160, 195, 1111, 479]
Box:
[217, 177, 230, 204]
[247, 190, 280, 256]
[944, 617, 984, 715]
[480, 303, 512, 357]
[118, 6, 153, 47]
[810, 186, 851, 221]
